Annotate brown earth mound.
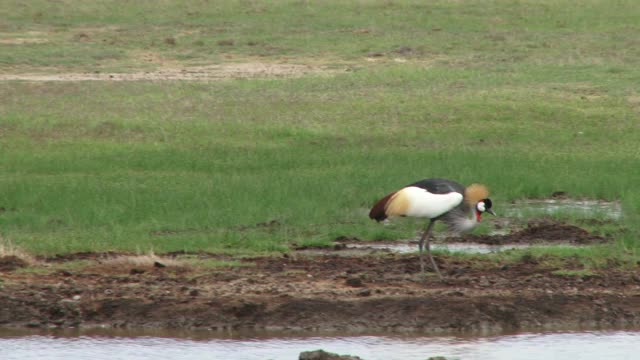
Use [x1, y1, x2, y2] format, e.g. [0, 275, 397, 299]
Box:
[0, 256, 28, 271]
[447, 220, 607, 245]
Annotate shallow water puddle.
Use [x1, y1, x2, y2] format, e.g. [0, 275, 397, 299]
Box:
[339, 198, 620, 255]
[345, 242, 535, 254]
[504, 199, 622, 219]
[1, 330, 639, 360]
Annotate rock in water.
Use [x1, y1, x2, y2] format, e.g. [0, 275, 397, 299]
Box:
[299, 349, 363, 360]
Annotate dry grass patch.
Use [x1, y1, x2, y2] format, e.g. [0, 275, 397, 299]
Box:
[627, 95, 640, 112]
[87, 252, 189, 274]
[0, 236, 37, 266]
[0, 38, 49, 44]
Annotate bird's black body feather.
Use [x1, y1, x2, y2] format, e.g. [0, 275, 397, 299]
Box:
[408, 178, 465, 195]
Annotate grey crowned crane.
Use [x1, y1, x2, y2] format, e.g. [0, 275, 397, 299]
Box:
[369, 178, 495, 279]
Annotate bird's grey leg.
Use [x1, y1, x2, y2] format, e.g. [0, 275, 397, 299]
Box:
[418, 225, 426, 273]
[418, 220, 441, 279]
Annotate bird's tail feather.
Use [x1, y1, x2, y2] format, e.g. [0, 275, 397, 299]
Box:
[369, 191, 396, 222]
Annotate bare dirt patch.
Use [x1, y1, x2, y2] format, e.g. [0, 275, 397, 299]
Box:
[0, 38, 49, 44]
[0, 210, 631, 333]
[0, 63, 336, 82]
[0, 31, 50, 45]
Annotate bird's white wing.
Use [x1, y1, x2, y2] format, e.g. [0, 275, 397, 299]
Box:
[391, 187, 463, 219]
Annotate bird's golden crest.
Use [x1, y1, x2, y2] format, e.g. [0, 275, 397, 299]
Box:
[464, 183, 489, 206]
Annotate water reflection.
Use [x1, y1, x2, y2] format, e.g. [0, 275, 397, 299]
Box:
[1, 330, 638, 360]
[345, 241, 535, 254]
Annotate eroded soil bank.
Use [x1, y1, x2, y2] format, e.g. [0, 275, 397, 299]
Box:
[1, 240, 639, 334]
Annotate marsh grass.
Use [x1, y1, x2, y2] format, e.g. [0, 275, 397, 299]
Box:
[482, 243, 638, 271]
[2, 1, 640, 71]
[0, 1, 639, 264]
[1, 70, 638, 256]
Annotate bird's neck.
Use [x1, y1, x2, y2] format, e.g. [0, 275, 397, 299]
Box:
[462, 209, 481, 232]
[450, 209, 480, 233]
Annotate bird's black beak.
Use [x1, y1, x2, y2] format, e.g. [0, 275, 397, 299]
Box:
[487, 209, 496, 216]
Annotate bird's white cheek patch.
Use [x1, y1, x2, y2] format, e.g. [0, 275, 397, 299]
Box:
[477, 201, 486, 212]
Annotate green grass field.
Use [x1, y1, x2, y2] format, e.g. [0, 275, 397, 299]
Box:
[1, 1, 639, 264]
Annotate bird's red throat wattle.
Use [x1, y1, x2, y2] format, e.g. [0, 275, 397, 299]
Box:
[476, 210, 482, 222]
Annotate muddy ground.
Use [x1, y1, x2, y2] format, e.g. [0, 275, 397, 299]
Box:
[443, 219, 609, 245]
[1, 221, 639, 335]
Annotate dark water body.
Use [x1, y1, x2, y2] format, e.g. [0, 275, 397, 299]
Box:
[1, 328, 639, 360]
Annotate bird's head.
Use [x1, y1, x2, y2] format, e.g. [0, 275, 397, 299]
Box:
[475, 198, 496, 221]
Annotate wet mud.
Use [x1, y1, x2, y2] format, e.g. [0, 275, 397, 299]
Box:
[0, 222, 638, 334]
[325, 219, 609, 254]
[444, 219, 607, 245]
[0, 256, 28, 272]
